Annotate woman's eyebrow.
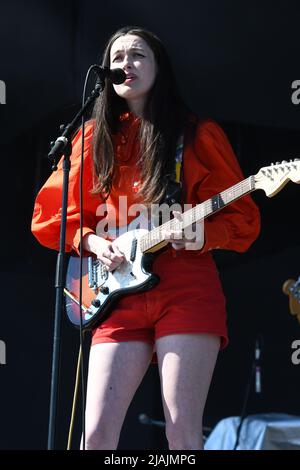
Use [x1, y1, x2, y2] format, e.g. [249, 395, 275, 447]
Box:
[112, 46, 145, 56]
[130, 47, 145, 52]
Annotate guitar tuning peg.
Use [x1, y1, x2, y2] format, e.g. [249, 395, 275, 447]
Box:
[275, 161, 281, 165]
[271, 162, 274, 166]
[281, 160, 287, 163]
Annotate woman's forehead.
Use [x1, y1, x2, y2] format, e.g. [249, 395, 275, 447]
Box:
[110, 35, 148, 54]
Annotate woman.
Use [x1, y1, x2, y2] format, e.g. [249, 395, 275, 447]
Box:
[32, 26, 260, 450]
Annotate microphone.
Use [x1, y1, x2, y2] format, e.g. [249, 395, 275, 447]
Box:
[47, 66, 126, 162]
[138, 413, 165, 428]
[93, 66, 126, 85]
[255, 338, 262, 394]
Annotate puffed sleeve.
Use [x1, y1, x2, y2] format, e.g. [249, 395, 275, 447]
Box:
[184, 119, 260, 253]
[31, 122, 103, 253]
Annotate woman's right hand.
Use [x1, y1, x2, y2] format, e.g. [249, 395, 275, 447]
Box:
[82, 233, 125, 272]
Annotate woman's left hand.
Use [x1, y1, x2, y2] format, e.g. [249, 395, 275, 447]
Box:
[163, 211, 205, 251]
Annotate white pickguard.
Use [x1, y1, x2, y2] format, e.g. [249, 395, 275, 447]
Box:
[85, 228, 153, 321]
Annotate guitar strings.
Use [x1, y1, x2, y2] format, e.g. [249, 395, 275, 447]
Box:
[139, 176, 253, 252]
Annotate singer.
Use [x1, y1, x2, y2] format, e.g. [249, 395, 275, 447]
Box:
[31, 26, 260, 450]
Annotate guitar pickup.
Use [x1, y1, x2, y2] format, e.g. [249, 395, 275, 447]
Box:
[88, 256, 96, 289]
[130, 237, 137, 261]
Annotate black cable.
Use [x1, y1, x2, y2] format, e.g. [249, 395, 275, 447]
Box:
[233, 360, 255, 450]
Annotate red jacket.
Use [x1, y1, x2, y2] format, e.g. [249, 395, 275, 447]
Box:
[31, 113, 260, 254]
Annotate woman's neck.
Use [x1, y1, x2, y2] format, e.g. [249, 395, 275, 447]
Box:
[127, 97, 146, 118]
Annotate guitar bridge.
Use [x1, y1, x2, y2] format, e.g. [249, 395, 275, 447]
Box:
[88, 256, 108, 291]
[289, 276, 300, 302]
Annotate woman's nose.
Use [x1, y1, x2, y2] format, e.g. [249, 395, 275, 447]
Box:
[122, 56, 132, 70]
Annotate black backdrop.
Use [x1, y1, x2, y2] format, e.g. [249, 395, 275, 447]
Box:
[0, 0, 300, 450]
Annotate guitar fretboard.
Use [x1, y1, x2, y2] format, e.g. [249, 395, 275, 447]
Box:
[139, 175, 255, 253]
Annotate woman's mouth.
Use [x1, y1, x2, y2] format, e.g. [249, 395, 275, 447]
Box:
[124, 75, 137, 83]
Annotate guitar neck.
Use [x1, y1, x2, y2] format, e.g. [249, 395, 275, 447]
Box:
[140, 175, 255, 253]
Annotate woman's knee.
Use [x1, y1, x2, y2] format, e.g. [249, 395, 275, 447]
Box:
[165, 421, 203, 450]
[83, 424, 120, 450]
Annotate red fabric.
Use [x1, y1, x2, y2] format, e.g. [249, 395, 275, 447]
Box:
[32, 115, 260, 254]
[31, 122, 101, 254]
[31, 113, 260, 349]
[91, 249, 228, 350]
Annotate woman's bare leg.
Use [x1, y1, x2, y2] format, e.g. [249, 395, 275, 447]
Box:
[82, 341, 153, 450]
[156, 333, 220, 450]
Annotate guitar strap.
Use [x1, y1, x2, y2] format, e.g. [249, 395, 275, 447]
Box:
[175, 134, 184, 185]
[162, 134, 184, 207]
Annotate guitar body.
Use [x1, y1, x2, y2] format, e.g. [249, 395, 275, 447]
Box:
[65, 228, 160, 329]
[283, 278, 300, 323]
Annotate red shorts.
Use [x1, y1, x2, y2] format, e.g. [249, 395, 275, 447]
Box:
[91, 249, 228, 350]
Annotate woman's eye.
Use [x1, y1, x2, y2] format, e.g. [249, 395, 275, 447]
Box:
[112, 56, 122, 62]
[134, 53, 144, 57]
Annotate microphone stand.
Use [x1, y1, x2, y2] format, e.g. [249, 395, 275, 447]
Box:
[47, 73, 104, 450]
[233, 334, 263, 450]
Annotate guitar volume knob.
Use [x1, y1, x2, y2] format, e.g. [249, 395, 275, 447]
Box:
[91, 299, 101, 308]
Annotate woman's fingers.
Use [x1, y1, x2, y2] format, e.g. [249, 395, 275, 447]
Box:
[163, 230, 185, 250]
[165, 211, 203, 250]
[171, 241, 185, 250]
[111, 242, 125, 258]
[172, 210, 183, 221]
[164, 230, 184, 240]
[98, 244, 125, 271]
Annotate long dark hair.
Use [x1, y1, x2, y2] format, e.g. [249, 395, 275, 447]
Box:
[92, 26, 189, 204]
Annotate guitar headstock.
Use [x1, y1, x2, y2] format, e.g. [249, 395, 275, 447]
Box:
[254, 159, 300, 197]
[282, 277, 300, 324]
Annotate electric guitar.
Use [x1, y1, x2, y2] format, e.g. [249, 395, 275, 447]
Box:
[65, 159, 300, 329]
[282, 277, 300, 324]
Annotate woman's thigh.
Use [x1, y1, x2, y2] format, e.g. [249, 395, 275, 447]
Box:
[85, 341, 153, 437]
[155, 333, 220, 430]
